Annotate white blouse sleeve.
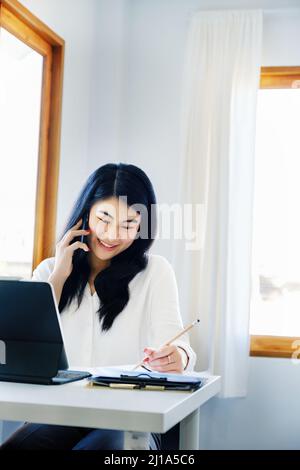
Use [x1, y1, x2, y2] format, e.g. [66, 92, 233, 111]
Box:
[147, 256, 197, 372]
[31, 258, 54, 281]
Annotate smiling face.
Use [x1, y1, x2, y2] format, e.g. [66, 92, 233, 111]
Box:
[87, 196, 141, 262]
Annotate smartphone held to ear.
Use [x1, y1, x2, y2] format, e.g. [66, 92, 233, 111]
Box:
[80, 212, 89, 244]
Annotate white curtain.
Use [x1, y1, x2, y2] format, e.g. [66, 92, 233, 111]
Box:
[173, 10, 263, 397]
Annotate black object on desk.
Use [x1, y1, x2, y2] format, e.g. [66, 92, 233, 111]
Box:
[0, 279, 91, 385]
[88, 370, 204, 392]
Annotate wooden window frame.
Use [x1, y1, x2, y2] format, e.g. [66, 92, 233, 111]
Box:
[250, 66, 300, 359]
[0, 0, 65, 272]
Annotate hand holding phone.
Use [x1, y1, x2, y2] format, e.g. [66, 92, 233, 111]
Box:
[51, 217, 90, 281]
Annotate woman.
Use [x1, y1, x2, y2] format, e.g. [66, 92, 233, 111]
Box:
[0, 163, 196, 450]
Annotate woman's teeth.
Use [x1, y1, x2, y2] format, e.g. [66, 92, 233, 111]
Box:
[97, 239, 118, 249]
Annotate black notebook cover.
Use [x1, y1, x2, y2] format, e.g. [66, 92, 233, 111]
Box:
[87, 369, 204, 392]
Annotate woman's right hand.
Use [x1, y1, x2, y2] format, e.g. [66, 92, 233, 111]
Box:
[51, 218, 90, 280]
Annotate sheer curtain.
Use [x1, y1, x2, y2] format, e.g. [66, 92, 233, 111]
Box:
[173, 10, 263, 397]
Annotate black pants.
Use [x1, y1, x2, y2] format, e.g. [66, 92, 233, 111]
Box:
[0, 423, 161, 450]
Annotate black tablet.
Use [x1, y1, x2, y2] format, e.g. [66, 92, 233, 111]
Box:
[0, 279, 91, 385]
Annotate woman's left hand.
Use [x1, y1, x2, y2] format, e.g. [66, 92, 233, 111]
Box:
[143, 345, 185, 373]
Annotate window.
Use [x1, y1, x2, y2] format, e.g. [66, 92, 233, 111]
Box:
[0, 0, 64, 278]
[250, 66, 300, 358]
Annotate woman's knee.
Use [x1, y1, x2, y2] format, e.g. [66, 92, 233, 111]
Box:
[73, 429, 125, 450]
[0, 423, 44, 450]
[0, 423, 90, 450]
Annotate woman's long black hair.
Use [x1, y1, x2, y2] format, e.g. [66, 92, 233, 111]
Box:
[56, 163, 157, 332]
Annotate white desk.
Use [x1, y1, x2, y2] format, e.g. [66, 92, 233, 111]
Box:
[0, 368, 221, 450]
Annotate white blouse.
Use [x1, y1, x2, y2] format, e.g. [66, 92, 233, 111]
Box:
[32, 254, 196, 372]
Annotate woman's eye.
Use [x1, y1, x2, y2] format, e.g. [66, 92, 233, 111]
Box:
[98, 217, 135, 230]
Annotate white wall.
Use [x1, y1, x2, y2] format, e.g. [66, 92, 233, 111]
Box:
[88, 0, 128, 167]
